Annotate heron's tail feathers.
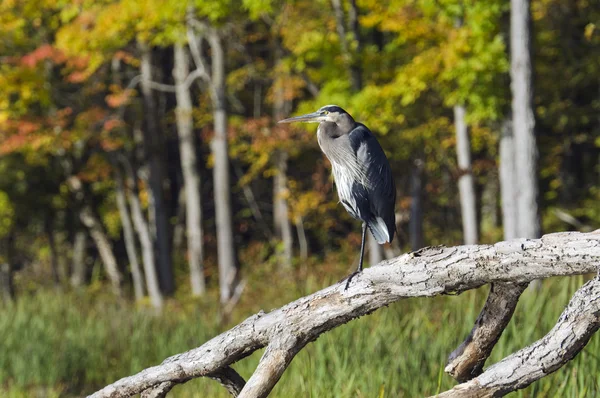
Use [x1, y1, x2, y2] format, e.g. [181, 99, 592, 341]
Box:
[367, 216, 391, 244]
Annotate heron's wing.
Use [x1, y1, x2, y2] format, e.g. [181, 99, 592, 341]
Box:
[348, 124, 396, 242]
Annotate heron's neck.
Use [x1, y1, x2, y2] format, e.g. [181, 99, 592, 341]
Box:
[337, 114, 355, 132]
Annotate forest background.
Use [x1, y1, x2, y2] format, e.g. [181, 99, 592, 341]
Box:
[0, 0, 599, 396]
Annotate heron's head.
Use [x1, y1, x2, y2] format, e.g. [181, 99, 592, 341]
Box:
[278, 105, 352, 125]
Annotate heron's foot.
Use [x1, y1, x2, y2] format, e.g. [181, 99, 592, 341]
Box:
[343, 270, 362, 291]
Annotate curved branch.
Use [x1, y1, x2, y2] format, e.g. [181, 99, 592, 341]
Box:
[446, 282, 528, 381]
[434, 275, 600, 397]
[89, 231, 600, 398]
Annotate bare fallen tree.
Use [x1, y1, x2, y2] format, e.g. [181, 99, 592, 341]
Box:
[90, 231, 600, 398]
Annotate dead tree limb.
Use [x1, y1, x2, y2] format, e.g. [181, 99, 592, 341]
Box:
[89, 231, 600, 398]
[432, 275, 600, 397]
[446, 282, 528, 381]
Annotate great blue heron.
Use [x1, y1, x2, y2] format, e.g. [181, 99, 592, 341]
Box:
[279, 105, 396, 288]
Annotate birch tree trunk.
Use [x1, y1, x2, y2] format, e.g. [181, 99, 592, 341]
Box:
[122, 158, 164, 310]
[139, 41, 174, 295]
[500, 119, 518, 240]
[511, 0, 540, 240]
[70, 229, 88, 288]
[173, 42, 206, 296]
[331, 0, 362, 91]
[273, 150, 293, 268]
[454, 104, 478, 244]
[115, 168, 145, 300]
[368, 233, 382, 266]
[272, 60, 293, 268]
[207, 29, 239, 305]
[78, 205, 123, 296]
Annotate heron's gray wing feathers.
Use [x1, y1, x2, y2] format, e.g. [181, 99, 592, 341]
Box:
[348, 124, 396, 243]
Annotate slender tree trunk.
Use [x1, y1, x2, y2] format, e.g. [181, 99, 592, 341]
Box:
[410, 159, 425, 251]
[122, 157, 164, 310]
[273, 150, 293, 268]
[367, 233, 383, 266]
[139, 41, 174, 295]
[70, 229, 88, 288]
[78, 206, 123, 296]
[331, 0, 362, 91]
[115, 168, 145, 300]
[208, 29, 239, 305]
[454, 104, 478, 244]
[295, 216, 308, 261]
[511, 0, 540, 240]
[174, 42, 206, 296]
[273, 44, 293, 269]
[500, 119, 518, 240]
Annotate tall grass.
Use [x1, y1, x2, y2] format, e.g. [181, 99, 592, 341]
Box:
[1, 273, 599, 397]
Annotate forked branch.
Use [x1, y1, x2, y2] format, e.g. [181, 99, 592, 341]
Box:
[89, 231, 600, 398]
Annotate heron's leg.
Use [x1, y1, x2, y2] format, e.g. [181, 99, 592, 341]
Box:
[344, 222, 367, 290]
[357, 221, 367, 272]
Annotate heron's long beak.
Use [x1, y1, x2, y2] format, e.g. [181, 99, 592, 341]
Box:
[278, 111, 323, 124]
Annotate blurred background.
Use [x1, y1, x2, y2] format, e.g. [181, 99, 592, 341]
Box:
[0, 0, 598, 397]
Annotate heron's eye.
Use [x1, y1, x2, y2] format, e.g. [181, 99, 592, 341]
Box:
[323, 111, 329, 115]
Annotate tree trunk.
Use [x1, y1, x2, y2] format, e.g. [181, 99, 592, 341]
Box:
[500, 119, 518, 240]
[273, 150, 293, 268]
[139, 41, 174, 295]
[79, 206, 123, 296]
[272, 44, 293, 269]
[454, 104, 478, 244]
[510, 0, 540, 240]
[295, 216, 308, 261]
[122, 157, 164, 310]
[115, 167, 145, 300]
[331, 0, 362, 91]
[174, 42, 206, 296]
[208, 29, 239, 305]
[368, 233, 382, 265]
[70, 229, 88, 288]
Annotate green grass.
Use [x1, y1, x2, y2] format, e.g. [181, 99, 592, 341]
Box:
[1, 271, 599, 397]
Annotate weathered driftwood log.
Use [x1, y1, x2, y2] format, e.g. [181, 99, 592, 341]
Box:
[89, 231, 600, 398]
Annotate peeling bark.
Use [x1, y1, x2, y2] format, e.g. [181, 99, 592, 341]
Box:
[90, 231, 600, 398]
